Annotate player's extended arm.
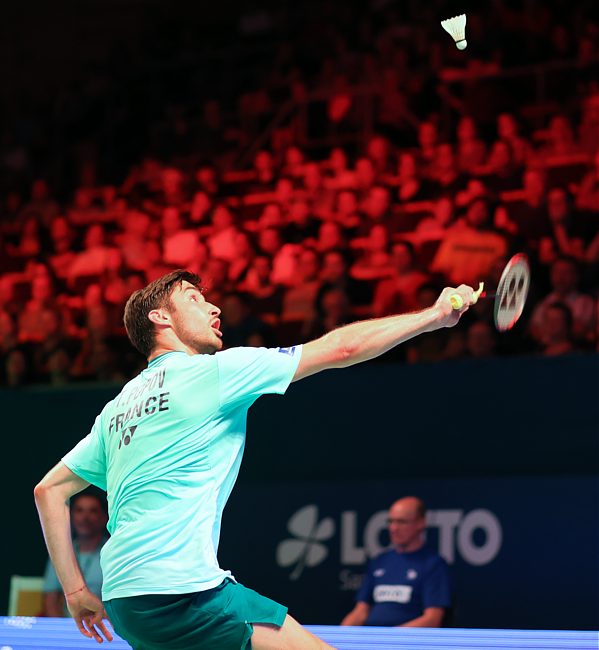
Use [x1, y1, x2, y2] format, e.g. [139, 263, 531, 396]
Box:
[293, 285, 474, 381]
[340, 602, 371, 626]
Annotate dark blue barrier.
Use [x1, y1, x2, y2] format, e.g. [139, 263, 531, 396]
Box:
[243, 353, 599, 481]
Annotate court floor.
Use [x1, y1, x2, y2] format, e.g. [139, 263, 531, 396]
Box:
[1, 617, 597, 649]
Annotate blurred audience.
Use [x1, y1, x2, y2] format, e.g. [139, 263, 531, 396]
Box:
[431, 198, 508, 285]
[0, 0, 597, 386]
[529, 257, 595, 346]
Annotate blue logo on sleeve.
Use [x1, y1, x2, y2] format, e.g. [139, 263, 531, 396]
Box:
[277, 346, 296, 356]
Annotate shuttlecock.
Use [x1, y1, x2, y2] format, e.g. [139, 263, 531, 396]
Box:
[441, 14, 467, 50]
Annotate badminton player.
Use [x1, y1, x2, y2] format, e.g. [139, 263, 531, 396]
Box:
[34, 270, 475, 650]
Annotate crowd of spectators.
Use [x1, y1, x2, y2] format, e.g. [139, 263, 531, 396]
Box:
[0, 1, 597, 386]
[1, 105, 597, 386]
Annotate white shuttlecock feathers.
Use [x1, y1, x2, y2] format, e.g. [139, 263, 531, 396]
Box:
[441, 14, 467, 50]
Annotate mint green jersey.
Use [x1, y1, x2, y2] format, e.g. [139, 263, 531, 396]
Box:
[62, 346, 302, 600]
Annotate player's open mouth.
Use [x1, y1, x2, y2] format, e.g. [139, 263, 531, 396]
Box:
[211, 319, 222, 337]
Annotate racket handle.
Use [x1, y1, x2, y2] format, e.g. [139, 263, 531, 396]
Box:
[450, 294, 464, 310]
[450, 282, 485, 310]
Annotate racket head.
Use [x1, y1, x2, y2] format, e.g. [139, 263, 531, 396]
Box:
[494, 253, 531, 331]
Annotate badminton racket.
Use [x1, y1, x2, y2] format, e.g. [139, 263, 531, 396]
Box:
[449, 253, 531, 331]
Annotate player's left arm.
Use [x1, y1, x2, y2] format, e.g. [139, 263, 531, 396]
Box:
[34, 462, 90, 596]
[398, 606, 445, 628]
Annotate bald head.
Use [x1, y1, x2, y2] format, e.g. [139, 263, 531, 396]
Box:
[390, 497, 426, 520]
[387, 497, 427, 552]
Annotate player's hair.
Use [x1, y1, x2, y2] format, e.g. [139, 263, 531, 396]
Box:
[124, 269, 202, 357]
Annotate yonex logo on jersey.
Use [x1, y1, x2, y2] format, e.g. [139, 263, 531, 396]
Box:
[277, 346, 296, 356]
[276, 505, 335, 580]
[373, 569, 385, 577]
[118, 426, 137, 449]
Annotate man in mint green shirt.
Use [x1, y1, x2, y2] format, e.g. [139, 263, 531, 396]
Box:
[34, 269, 476, 649]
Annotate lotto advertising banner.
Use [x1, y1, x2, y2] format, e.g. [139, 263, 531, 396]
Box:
[219, 476, 599, 630]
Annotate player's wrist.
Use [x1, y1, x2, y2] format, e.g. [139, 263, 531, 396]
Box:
[426, 304, 449, 331]
[65, 585, 88, 599]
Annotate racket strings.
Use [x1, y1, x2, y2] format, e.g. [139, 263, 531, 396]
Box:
[495, 257, 530, 331]
[500, 272, 524, 310]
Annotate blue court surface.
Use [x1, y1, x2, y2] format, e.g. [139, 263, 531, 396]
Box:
[1, 618, 598, 649]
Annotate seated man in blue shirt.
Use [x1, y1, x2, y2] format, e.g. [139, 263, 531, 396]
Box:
[42, 490, 108, 617]
[341, 497, 450, 627]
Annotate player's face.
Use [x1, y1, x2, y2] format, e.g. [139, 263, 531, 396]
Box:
[387, 503, 425, 549]
[168, 281, 223, 354]
[71, 497, 107, 539]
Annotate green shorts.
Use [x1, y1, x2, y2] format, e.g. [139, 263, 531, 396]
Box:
[104, 578, 288, 650]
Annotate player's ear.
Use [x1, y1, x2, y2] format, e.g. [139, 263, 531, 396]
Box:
[148, 308, 170, 326]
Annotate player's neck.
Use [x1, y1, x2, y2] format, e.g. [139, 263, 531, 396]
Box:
[148, 341, 195, 362]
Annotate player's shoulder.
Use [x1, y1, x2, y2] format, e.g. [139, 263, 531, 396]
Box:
[137, 351, 220, 379]
[216, 345, 301, 364]
[216, 345, 294, 356]
[155, 350, 215, 368]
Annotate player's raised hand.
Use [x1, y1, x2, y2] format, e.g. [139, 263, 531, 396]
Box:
[66, 588, 113, 644]
[435, 285, 476, 327]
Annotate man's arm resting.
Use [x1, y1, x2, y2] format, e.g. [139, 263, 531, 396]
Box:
[293, 285, 474, 381]
[34, 462, 90, 595]
[341, 602, 371, 626]
[400, 606, 446, 628]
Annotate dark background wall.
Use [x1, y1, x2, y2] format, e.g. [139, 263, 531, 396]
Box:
[2, 353, 598, 626]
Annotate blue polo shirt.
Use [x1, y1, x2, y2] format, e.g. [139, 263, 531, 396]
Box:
[62, 346, 302, 601]
[357, 547, 451, 626]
